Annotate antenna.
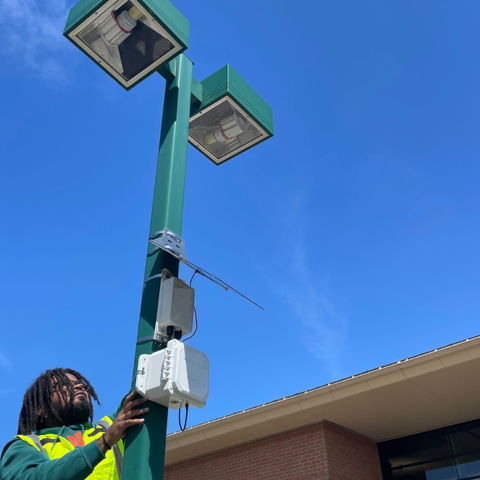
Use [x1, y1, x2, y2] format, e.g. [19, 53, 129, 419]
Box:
[148, 228, 264, 310]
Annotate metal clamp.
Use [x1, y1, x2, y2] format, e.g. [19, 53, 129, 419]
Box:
[136, 336, 156, 344]
[149, 228, 188, 261]
[136, 334, 168, 345]
[144, 274, 163, 284]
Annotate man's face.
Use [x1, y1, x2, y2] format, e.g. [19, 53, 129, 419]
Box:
[52, 373, 92, 425]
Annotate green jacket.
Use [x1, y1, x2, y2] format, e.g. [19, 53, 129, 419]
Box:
[0, 407, 121, 480]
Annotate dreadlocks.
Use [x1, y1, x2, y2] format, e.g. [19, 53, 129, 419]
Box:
[17, 368, 100, 435]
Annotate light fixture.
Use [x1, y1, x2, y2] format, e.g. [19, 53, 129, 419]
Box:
[189, 65, 274, 165]
[64, 0, 189, 90]
[204, 112, 248, 146]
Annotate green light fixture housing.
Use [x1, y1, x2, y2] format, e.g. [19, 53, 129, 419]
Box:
[64, 0, 189, 90]
[189, 65, 274, 166]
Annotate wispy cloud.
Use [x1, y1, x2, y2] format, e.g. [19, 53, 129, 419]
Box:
[270, 189, 348, 379]
[0, 348, 12, 372]
[0, 0, 69, 79]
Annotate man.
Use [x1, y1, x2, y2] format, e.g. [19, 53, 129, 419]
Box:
[0, 368, 149, 480]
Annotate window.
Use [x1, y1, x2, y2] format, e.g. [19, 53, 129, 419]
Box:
[378, 419, 480, 480]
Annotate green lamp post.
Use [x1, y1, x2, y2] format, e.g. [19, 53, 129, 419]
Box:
[64, 1, 273, 479]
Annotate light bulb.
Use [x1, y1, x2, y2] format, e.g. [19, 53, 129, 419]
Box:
[98, 6, 143, 47]
[205, 113, 248, 146]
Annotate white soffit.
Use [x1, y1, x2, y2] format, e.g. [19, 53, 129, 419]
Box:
[165, 335, 480, 466]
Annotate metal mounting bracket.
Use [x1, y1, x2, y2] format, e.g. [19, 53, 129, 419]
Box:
[148, 229, 264, 310]
[149, 229, 188, 261]
[136, 334, 168, 345]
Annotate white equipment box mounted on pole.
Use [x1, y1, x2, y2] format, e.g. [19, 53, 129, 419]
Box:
[136, 339, 210, 409]
[156, 269, 194, 339]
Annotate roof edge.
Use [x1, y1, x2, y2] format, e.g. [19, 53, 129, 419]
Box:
[165, 335, 480, 465]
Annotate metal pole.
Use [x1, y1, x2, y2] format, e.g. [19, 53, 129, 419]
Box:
[122, 53, 193, 480]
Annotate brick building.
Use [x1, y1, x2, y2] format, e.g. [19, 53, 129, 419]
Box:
[163, 336, 480, 479]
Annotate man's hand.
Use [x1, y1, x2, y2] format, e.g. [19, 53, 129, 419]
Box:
[97, 391, 149, 454]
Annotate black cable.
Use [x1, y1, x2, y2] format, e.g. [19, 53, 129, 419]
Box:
[184, 271, 199, 343]
[178, 404, 189, 432]
[174, 329, 182, 341]
[183, 307, 198, 342]
[166, 325, 175, 342]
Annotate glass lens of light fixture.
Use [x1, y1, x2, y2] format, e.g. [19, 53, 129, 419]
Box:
[76, 0, 175, 82]
[189, 99, 263, 162]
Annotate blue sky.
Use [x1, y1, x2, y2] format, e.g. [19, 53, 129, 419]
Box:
[1, 0, 480, 448]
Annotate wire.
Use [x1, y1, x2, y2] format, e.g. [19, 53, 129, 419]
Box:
[183, 271, 199, 342]
[183, 307, 198, 342]
[178, 404, 189, 432]
[189, 270, 198, 287]
[131, 369, 143, 384]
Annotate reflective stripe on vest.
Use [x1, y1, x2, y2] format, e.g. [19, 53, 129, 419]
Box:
[17, 417, 123, 480]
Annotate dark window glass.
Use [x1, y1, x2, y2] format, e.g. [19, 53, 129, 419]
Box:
[379, 419, 480, 480]
[387, 435, 452, 470]
[392, 459, 457, 480]
[451, 428, 480, 456]
[455, 453, 480, 478]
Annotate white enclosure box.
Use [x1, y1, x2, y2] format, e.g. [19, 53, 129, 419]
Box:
[156, 272, 194, 338]
[136, 340, 209, 409]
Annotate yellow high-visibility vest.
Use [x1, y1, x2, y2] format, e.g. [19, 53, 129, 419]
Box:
[17, 416, 123, 480]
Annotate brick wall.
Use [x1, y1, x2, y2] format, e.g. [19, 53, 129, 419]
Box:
[164, 421, 383, 480]
[324, 423, 383, 480]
